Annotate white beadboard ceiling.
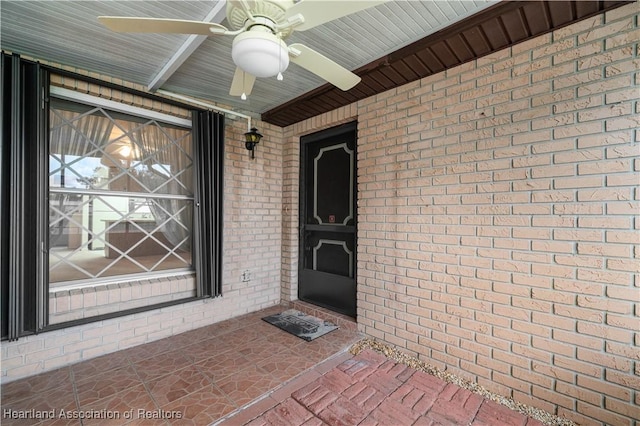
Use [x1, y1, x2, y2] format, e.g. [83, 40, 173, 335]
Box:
[1, 0, 497, 118]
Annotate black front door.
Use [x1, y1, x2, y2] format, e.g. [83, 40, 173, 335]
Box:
[299, 122, 356, 318]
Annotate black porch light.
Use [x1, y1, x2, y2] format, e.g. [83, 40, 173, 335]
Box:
[244, 127, 263, 159]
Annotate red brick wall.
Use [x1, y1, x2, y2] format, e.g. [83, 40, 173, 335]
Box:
[285, 4, 639, 425]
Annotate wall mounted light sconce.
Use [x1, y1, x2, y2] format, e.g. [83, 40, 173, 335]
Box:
[244, 127, 263, 159]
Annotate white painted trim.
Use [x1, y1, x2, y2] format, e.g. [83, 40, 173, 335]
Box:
[156, 89, 254, 131]
[50, 86, 192, 127]
[147, 0, 228, 91]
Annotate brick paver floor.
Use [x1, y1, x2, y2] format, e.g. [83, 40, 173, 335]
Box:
[218, 349, 544, 426]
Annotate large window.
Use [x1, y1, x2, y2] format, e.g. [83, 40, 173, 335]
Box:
[49, 97, 194, 284]
[1, 55, 223, 339]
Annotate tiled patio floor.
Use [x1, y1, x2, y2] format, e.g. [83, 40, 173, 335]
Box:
[1, 303, 361, 425]
[2, 302, 544, 426]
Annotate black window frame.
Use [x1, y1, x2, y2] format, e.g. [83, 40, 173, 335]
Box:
[1, 54, 224, 340]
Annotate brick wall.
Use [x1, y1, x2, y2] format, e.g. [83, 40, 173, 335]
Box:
[283, 4, 639, 425]
[1, 69, 284, 382]
[3, 5, 639, 424]
[224, 120, 284, 311]
[49, 274, 197, 324]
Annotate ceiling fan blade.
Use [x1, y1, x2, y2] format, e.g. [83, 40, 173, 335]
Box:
[229, 67, 256, 97]
[98, 16, 228, 35]
[284, 1, 387, 31]
[288, 43, 360, 91]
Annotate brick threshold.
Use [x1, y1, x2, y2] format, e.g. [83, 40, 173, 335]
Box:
[216, 348, 545, 426]
[288, 300, 358, 332]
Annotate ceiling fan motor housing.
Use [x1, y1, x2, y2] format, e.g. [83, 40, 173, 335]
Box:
[232, 30, 290, 78]
[227, 0, 294, 35]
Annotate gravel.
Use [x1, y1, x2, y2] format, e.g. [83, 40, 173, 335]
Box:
[350, 339, 577, 426]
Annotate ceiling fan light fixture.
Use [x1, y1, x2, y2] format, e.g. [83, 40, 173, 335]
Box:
[232, 31, 289, 79]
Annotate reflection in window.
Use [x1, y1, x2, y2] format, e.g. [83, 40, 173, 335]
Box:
[48, 98, 193, 285]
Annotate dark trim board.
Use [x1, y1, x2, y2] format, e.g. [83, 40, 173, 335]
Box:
[262, 0, 632, 127]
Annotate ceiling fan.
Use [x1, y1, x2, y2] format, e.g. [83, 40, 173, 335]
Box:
[98, 0, 385, 99]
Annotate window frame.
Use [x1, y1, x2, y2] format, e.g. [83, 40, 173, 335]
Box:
[48, 87, 195, 288]
[1, 55, 224, 340]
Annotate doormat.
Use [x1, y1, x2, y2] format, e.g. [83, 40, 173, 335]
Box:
[262, 309, 339, 341]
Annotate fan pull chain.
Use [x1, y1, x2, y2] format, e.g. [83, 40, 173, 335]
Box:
[277, 34, 284, 81]
[241, 69, 247, 100]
